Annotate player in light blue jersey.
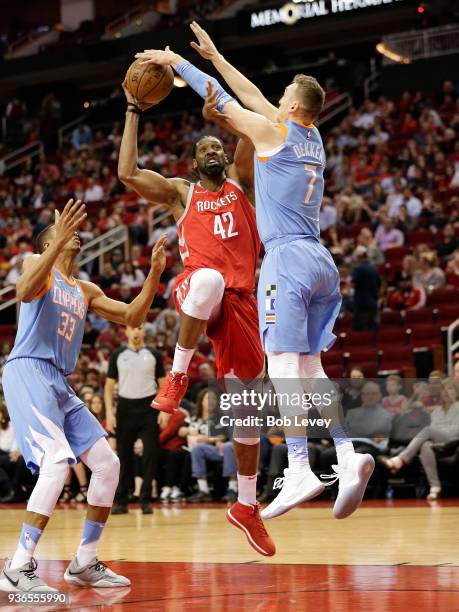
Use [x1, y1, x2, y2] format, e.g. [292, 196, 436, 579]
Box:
[0, 199, 167, 593]
[137, 22, 374, 526]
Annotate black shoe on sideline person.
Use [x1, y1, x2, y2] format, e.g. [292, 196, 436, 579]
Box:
[141, 502, 153, 514]
[187, 491, 213, 503]
[111, 504, 128, 515]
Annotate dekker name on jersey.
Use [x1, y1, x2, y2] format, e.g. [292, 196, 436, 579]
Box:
[177, 178, 260, 293]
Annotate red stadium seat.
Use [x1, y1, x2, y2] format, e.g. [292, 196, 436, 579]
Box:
[384, 246, 411, 264]
[408, 324, 442, 348]
[377, 328, 410, 347]
[335, 313, 352, 333]
[405, 308, 436, 326]
[323, 364, 344, 378]
[322, 350, 345, 367]
[407, 230, 435, 246]
[437, 306, 459, 325]
[378, 347, 414, 373]
[340, 331, 375, 349]
[345, 348, 380, 369]
[380, 311, 403, 326]
[430, 288, 459, 306]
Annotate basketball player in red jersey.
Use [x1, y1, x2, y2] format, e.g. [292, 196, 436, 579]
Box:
[119, 83, 275, 557]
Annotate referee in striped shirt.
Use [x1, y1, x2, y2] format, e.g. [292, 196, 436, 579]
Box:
[105, 324, 165, 514]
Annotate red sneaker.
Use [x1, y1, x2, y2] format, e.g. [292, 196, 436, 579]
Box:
[226, 501, 276, 557]
[151, 372, 189, 413]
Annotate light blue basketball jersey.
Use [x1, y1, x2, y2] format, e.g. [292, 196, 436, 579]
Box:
[254, 120, 325, 247]
[8, 268, 87, 376]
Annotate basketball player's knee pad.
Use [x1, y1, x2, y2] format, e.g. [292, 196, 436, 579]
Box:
[267, 352, 301, 379]
[182, 268, 225, 321]
[27, 457, 69, 517]
[80, 437, 120, 507]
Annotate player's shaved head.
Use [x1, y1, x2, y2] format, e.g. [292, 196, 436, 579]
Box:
[36, 225, 55, 254]
[292, 74, 325, 121]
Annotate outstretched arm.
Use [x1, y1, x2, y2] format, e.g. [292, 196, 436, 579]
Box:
[118, 82, 187, 208]
[81, 235, 167, 327]
[136, 50, 284, 153]
[189, 21, 278, 122]
[16, 199, 87, 302]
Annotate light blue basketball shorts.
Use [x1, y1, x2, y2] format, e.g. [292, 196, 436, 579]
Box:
[258, 237, 342, 354]
[2, 357, 107, 475]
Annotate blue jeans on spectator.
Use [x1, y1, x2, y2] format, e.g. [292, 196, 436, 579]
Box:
[191, 442, 236, 478]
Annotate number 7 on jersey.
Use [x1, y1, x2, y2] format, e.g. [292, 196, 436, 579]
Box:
[303, 163, 318, 204]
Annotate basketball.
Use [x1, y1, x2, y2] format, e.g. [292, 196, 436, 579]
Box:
[125, 59, 174, 106]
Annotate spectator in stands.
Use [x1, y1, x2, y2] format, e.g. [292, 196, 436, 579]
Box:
[341, 367, 365, 414]
[99, 262, 120, 289]
[414, 252, 446, 292]
[437, 223, 458, 259]
[380, 380, 459, 500]
[387, 275, 426, 311]
[356, 228, 383, 265]
[382, 375, 408, 416]
[119, 262, 146, 287]
[71, 123, 93, 150]
[320, 197, 337, 231]
[84, 177, 104, 202]
[375, 216, 405, 252]
[351, 246, 380, 331]
[158, 408, 188, 495]
[187, 389, 235, 502]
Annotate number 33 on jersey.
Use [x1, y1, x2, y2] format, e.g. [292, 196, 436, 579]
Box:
[177, 178, 260, 293]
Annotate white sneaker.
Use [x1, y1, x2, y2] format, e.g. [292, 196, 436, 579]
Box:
[160, 487, 171, 502]
[170, 487, 185, 502]
[260, 468, 325, 519]
[322, 453, 375, 519]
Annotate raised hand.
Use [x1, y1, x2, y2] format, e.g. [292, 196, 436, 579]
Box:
[190, 21, 221, 62]
[150, 233, 168, 274]
[122, 78, 152, 111]
[202, 82, 231, 124]
[54, 199, 87, 245]
[135, 46, 182, 69]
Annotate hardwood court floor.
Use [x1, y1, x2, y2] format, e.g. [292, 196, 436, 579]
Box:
[0, 500, 458, 611]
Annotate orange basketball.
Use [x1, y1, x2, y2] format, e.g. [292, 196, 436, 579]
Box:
[125, 59, 174, 106]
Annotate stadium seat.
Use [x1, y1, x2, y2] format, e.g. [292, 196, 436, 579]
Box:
[437, 305, 459, 325]
[384, 246, 411, 264]
[408, 324, 442, 348]
[405, 308, 436, 326]
[380, 311, 403, 326]
[340, 331, 375, 349]
[430, 288, 459, 306]
[377, 328, 411, 347]
[323, 364, 344, 378]
[335, 312, 352, 333]
[378, 347, 414, 374]
[407, 230, 435, 246]
[345, 348, 380, 371]
[322, 350, 345, 367]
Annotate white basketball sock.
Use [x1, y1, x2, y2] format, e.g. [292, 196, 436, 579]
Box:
[237, 474, 257, 506]
[172, 344, 194, 374]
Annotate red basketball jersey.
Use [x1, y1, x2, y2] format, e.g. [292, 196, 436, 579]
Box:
[177, 178, 260, 292]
